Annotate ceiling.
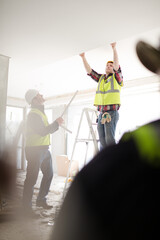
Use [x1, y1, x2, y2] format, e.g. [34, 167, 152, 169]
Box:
[0, 0, 160, 99]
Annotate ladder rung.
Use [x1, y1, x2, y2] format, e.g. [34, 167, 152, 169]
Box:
[76, 138, 99, 142]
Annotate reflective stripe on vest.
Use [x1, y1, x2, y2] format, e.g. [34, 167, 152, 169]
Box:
[122, 124, 160, 167]
[94, 74, 121, 106]
[26, 108, 50, 146]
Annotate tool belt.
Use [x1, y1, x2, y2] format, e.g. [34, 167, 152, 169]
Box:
[101, 112, 111, 124]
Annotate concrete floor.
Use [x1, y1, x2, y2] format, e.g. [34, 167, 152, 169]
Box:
[0, 170, 67, 240]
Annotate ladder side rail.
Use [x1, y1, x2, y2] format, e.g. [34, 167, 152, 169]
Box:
[85, 110, 99, 153]
[83, 110, 94, 166]
[90, 109, 99, 153]
[84, 109, 97, 164]
[91, 109, 99, 154]
[83, 142, 89, 166]
[62, 108, 85, 199]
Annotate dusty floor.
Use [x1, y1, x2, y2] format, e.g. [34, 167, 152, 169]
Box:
[0, 170, 68, 240]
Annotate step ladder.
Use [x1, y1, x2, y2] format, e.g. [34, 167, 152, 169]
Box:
[62, 108, 99, 198]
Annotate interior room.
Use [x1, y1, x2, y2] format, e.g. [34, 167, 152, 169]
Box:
[0, 0, 160, 239]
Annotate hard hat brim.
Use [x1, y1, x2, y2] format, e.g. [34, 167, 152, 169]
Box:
[136, 41, 160, 74]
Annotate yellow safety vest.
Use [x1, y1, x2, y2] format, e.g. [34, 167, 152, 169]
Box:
[26, 108, 50, 147]
[94, 74, 121, 106]
[122, 123, 160, 167]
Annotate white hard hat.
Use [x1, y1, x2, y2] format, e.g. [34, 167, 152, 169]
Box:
[25, 89, 39, 105]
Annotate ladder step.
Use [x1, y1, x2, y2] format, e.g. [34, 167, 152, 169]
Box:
[76, 138, 99, 142]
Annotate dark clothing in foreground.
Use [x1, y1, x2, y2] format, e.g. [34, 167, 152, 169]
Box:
[52, 120, 160, 240]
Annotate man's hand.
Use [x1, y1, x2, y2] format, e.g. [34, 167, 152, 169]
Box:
[79, 52, 85, 58]
[56, 117, 64, 126]
[111, 42, 116, 49]
[56, 118, 72, 133]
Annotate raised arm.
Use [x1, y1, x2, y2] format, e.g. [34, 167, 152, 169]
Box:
[79, 52, 92, 74]
[111, 42, 119, 71]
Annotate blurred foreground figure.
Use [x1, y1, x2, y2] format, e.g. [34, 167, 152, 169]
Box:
[0, 148, 16, 209]
[51, 41, 160, 240]
[136, 40, 160, 74]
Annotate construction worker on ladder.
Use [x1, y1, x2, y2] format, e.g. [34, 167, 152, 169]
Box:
[80, 42, 123, 149]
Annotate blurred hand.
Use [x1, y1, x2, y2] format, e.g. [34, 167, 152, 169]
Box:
[56, 117, 64, 125]
[111, 42, 116, 49]
[79, 52, 85, 58]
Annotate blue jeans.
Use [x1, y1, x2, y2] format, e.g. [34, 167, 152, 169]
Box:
[23, 147, 53, 208]
[97, 110, 119, 150]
